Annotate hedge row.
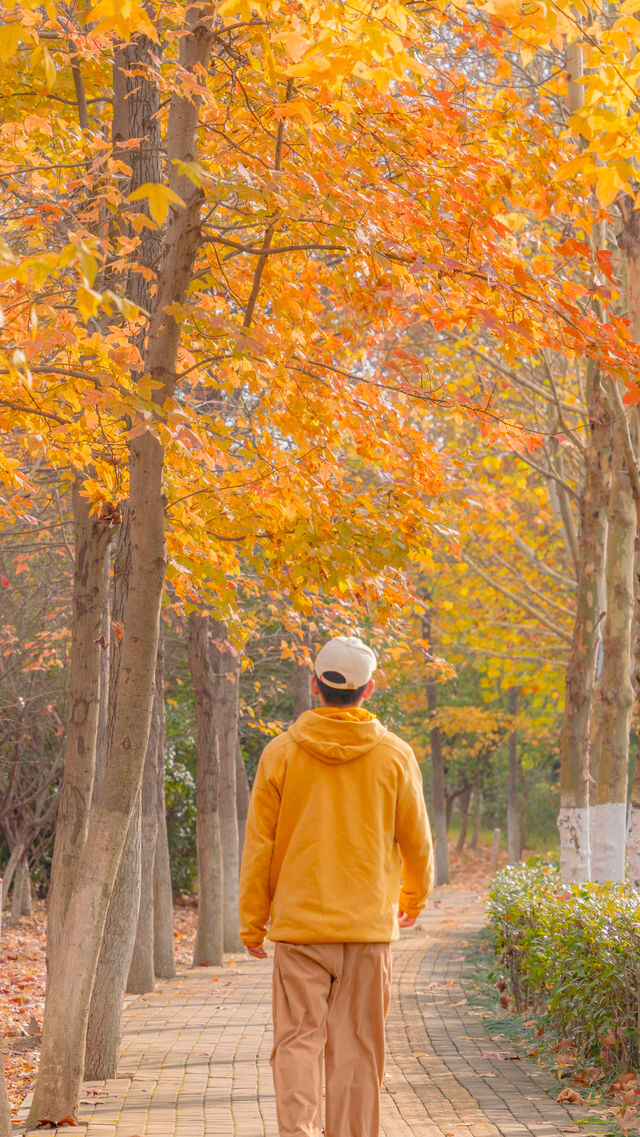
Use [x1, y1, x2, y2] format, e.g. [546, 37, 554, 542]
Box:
[487, 863, 640, 1071]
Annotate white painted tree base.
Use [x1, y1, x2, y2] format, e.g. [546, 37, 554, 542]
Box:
[627, 806, 640, 888]
[590, 802, 626, 883]
[557, 807, 590, 883]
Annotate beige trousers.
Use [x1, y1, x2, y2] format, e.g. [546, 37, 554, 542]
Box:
[271, 942, 392, 1137]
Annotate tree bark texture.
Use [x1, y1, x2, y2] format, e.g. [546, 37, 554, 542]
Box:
[557, 362, 611, 882]
[456, 784, 472, 854]
[293, 659, 312, 719]
[617, 196, 640, 887]
[210, 621, 242, 953]
[0, 1051, 10, 1137]
[10, 856, 31, 922]
[590, 420, 635, 883]
[236, 742, 250, 857]
[470, 783, 482, 850]
[46, 486, 116, 974]
[85, 505, 137, 1079]
[84, 797, 141, 1080]
[507, 689, 521, 864]
[427, 678, 449, 886]
[152, 640, 175, 980]
[29, 13, 215, 1124]
[127, 642, 164, 994]
[188, 614, 224, 967]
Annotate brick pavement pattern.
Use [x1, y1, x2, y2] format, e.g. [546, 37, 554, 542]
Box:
[21, 890, 588, 1137]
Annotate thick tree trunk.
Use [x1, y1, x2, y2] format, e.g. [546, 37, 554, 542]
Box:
[84, 798, 141, 1080]
[557, 362, 611, 882]
[188, 615, 224, 967]
[85, 504, 138, 1078]
[507, 689, 521, 864]
[46, 486, 115, 973]
[28, 12, 214, 1123]
[29, 431, 165, 1126]
[152, 643, 175, 980]
[456, 784, 472, 854]
[427, 679, 449, 886]
[590, 422, 635, 883]
[236, 742, 250, 856]
[210, 622, 242, 953]
[127, 644, 164, 994]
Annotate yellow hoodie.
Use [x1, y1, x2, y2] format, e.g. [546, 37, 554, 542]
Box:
[238, 706, 434, 948]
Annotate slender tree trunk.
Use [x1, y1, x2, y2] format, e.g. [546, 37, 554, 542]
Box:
[470, 782, 482, 850]
[210, 622, 242, 953]
[427, 678, 449, 885]
[127, 644, 163, 993]
[46, 486, 116, 973]
[11, 856, 31, 922]
[2, 839, 23, 903]
[84, 798, 141, 1080]
[507, 689, 521, 864]
[456, 784, 472, 853]
[152, 642, 175, 980]
[236, 742, 250, 856]
[293, 659, 311, 718]
[188, 615, 224, 967]
[557, 361, 611, 882]
[617, 195, 640, 885]
[590, 422, 635, 883]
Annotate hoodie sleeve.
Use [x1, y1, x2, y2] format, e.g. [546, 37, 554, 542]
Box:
[238, 744, 282, 948]
[395, 749, 435, 917]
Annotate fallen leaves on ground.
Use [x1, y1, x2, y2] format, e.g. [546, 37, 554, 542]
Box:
[1, 901, 200, 1116]
[557, 1088, 585, 1106]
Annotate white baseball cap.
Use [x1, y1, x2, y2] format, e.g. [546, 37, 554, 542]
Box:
[314, 636, 377, 690]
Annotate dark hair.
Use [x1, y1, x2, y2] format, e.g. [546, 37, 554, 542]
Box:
[316, 671, 368, 707]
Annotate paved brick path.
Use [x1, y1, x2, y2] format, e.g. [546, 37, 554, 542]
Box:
[21, 889, 590, 1137]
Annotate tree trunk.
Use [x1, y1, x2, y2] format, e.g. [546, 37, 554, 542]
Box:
[153, 643, 175, 980]
[590, 420, 636, 882]
[85, 505, 138, 1079]
[427, 678, 449, 886]
[28, 12, 215, 1123]
[293, 658, 311, 718]
[456, 783, 472, 854]
[617, 196, 640, 886]
[507, 689, 521, 864]
[236, 742, 250, 856]
[210, 622, 242, 953]
[188, 614, 224, 967]
[46, 485, 115, 974]
[84, 797, 141, 1080]
[127, 643, 164, 994]
[469, 783, 482, 850]
[2, 839, 23, 904]
[10, 856, 31, 922]
[557, 361, 611, 882]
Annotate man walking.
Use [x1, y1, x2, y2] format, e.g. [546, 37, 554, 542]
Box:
[238, 635, 434, 1137]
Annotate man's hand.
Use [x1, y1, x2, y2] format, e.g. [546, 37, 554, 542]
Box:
[398, 910, 417, 928]
[246, 944, 268, 959]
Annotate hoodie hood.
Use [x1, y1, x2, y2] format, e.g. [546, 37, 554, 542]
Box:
[288, 706, 387, 765]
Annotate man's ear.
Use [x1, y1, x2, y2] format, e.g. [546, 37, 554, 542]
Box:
[310, 673, 320, 696]
[362, 678, 375, 702]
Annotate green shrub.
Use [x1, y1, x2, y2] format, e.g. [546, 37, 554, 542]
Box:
[488, 862, 640, 1071]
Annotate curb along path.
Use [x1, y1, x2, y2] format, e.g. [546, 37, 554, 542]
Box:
[21, 891, 588, 1137]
